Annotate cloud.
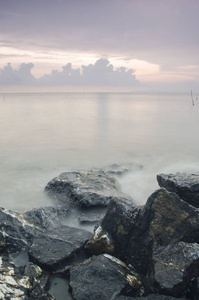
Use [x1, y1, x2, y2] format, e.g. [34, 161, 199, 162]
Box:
[81, 59, 138, 86]
[0, 63, 35, 85]
[1, 0, 199, 71]
[0, 59, 139, 87]
[38, 63, 82, 86]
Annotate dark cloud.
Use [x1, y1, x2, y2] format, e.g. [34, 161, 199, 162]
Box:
[0, 59, 139, 86]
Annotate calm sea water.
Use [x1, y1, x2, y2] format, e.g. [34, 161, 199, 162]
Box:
[0, 92, 199, 212]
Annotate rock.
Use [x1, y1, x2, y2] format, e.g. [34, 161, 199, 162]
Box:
[0, 206, 92, 271]
[28, 225, 92, 270]
[24, 205, 70, 231]
[54, 247, 90, 278]
[146, 188, 199, 246]
[69, 254, 142, 300]
[157, 172, 199, 207]
[87, 188, 199, 279]
[102, 163, 143, 176]
[44, 169, 132, 208]
[0, 255, 54, 299]
[86, 197, 152, 275]
[0, 206, 70, 254]
[152, 242, 199, 298]
[0, 205, 94, 297]
[2, 169, 199, 299]
[0, 207, 35, 253]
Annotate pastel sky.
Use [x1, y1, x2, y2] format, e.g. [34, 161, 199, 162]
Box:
[0, 0, 199, 92]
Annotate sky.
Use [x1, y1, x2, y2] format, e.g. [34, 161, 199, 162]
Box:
[0, 0, 199, 92]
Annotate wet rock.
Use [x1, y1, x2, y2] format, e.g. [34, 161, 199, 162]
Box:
[87, 197, 152, 275]
[2, 169, 199, 299]
[102, 163, 143, 176]
[0, 207, 35, 253]
[24, 205, 70, 231]
[0, 206, 92, 272]
[0, 205, 94, 297]
[54, 248, 91, 278]
[28, 225, 92, 270]
[152, 242, 199, 298]
[88, 188, 199, 279]
[0, 206, 71, 254]
[146, 188, 199, 246]
[0, 255, 54, 299]
[45, 169, 132, 208]
[157, 172, 199, 207]
[69, 254, 142, 300]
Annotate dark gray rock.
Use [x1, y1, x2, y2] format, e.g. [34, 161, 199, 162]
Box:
[45, 169, 133, 208]
[145, 188, 199, 246]
[28, 225, 92, 270]
[53, 246, 91, 278]
[2, 169, 199, 300]
[0, 255, 54, 299]
[152, 242, 199, 298]
[24, 205, 69, 231]
[0, 206, 92, 271]
[0, 205, 94, 297]
[157, 172, 199, 207]
[86, 196, 152, 275]
[87, 188, 199, 280]
[0, 207, 34, 253]
[69, 254, 142, 300]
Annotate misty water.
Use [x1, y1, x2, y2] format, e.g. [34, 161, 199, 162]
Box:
[0, 92, 199, 213]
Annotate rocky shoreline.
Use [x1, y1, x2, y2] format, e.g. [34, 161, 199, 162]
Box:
[1, 165, 199, 299]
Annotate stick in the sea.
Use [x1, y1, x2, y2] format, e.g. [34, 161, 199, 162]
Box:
[191, 90, 194, 106]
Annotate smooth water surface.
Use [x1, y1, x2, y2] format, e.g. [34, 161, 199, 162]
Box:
[0, 92, 199, 211]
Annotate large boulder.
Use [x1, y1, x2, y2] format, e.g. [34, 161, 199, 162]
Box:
[157, 172, 199, 207]
[87, 194, 154, 275]
[86, 197, 151, 275]
[145, 188, 199, 246]
[28, 225, 92, 270]
[152, 242, 199, 297]
[87, 188, 199, 298]
[69, 254, 142, 300]
[0, 206, 92, 262]
[0, 207, 37, 253]
[44, 169, 132, 208]
[0, 205, 93, 270]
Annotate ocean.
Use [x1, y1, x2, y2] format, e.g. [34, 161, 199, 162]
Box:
[0, 92, 199, 212]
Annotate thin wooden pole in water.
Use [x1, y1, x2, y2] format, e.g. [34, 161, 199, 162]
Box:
[191, 90, 194, 106]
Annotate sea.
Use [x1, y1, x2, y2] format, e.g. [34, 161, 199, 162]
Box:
[0, 92, 199, 212]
